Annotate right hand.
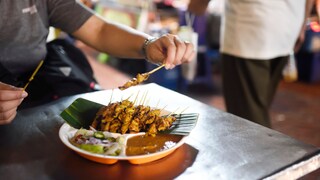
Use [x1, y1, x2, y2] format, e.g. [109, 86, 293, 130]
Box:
[145, 34, 195, 69]
[0, 82, 28, 125]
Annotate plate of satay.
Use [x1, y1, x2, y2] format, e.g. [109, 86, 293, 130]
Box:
[59, 94, 199, 165]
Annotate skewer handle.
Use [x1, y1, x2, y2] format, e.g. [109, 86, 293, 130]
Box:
[23, 60, 44, 90]
[145, 64, 165, 75]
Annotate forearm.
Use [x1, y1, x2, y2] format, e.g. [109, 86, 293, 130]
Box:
[73, 15, 151, 59]
[73, 14, 195, 69]
[294, 0, 315, 52]
[317, 0, 320, 15]
[305, 0, 315, 20]
[301, 0, 315, 32]
[188, 0, 210, 15]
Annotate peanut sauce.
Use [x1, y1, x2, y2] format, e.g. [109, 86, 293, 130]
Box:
[126, 134, 183, 156]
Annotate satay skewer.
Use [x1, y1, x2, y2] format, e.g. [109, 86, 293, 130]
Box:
[118, 64, 165, 90]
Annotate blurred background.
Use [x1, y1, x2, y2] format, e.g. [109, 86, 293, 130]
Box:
[54, 0, 320, 178]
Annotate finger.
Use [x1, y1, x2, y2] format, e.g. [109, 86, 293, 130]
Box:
[187, 51, 196, 63]
[0, 98, 24, 112]
[160, 35, 176, 69]
[0, 90, 28, 101]
[0, 108, 17, 125]
[183, 42, 195, 62]
[173, 36, 187, 65]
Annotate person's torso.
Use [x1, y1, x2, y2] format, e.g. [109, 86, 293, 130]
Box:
[220, 0, 306, 59]
[0, 0, 49, 74]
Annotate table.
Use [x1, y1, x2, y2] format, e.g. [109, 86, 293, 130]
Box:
[1, 83, 319, 179]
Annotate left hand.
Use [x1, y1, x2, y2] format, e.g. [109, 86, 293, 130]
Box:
[0, 82, 28, 125]
[145, 34, 195, 69]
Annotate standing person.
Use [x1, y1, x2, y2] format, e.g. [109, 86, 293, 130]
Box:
[0, 0, 195, 125]
[188, 0, 314, 127]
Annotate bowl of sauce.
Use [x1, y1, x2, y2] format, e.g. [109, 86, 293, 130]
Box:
[126, 134, 183, 156]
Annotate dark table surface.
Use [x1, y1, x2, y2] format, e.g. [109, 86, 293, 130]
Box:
[1, 83, 319, 180]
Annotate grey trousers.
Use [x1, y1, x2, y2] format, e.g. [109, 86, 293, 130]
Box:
[221, 53, 288, 127]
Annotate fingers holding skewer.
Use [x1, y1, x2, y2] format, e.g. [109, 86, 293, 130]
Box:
[0, 82, 28, 125]
[118, 34, 195, 91]
[145, 34, 195, 69]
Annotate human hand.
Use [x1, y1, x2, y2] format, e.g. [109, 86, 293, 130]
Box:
[145, 34, 195, 69]
[294, 24, 306, 53]
[0, 82, 28, 125]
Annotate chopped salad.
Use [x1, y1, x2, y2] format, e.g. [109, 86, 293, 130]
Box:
[70, 128, 125, 156]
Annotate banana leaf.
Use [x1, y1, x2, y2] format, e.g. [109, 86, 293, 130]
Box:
[60, 98, 103, 129]
[161, 113, 199, 135]
[60, 98, 199, 135]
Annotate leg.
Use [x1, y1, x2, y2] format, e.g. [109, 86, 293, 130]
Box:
[222, 54, 287, 127]
[267, 56, 288, 107]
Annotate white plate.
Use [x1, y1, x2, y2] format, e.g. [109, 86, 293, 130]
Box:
[59, 123, 187, 164]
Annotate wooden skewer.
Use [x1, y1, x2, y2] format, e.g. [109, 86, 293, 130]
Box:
[109, 89, 114, 104]
[23, 60, 44, 90]
[125, 93, 134, 101]
[179, 106, 189, 115]
[139, 91, 145, 105]
[167, 107, 180, 117]
[133, 90, 140, 105]
[146, 98, 151, 106]
[141, 91, 148, 105]
[156, 99, 160, 108]
[160, 105, 168, 113]
[143, 64, 165, 76]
